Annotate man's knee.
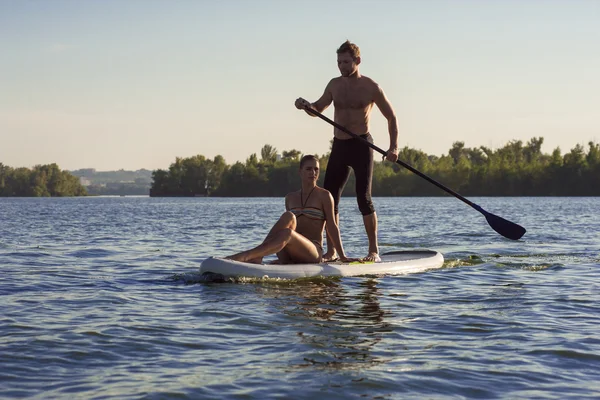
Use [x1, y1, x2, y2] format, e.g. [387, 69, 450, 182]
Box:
[357, 198, 375, 216]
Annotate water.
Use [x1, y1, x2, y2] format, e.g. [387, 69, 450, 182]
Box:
[1, 196, 599, 399]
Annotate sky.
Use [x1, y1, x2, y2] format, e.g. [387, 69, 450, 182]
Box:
[1, 0, 599, 171]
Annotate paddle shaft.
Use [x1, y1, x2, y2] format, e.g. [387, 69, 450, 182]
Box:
[304, 107, 477, 209]
[304, 106, 526, 240]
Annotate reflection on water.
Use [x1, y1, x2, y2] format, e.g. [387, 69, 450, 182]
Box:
[256, 279, 391, 370]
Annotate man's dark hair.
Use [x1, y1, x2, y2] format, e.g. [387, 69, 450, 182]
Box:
[337, 40, 360, 60]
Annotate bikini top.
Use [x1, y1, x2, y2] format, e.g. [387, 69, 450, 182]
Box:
[289, 207, 325, 221]
[289, 186, 325, 221]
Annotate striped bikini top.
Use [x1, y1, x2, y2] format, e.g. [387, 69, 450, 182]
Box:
[289, 186, 325, 221]
[290, 206, 325, 221]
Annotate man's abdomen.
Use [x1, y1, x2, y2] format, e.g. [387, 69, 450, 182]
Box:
[333, 106, 371, 139]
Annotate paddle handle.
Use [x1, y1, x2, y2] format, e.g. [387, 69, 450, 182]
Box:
[304, 107, 477, 209]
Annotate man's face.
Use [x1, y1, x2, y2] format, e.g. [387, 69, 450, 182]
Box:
[337, 52, 359, 77]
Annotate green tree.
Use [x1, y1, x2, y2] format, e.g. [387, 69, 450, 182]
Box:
[150, 169, 170, 196]
[206, 155, 228, 195]
[586, 141, 600, 167]
[246, 153, 259, 167]
[449, 141, 466, 164]
[281, 149, 302, 163]
[180, 155, 209, 196]
[0, 163, 86, 197]
[260, 144, 277, 164]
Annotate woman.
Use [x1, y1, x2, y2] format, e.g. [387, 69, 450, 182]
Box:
[226, 155, 356, 264]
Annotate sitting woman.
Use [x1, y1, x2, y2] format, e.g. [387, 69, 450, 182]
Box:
[226, 154, 356, 264]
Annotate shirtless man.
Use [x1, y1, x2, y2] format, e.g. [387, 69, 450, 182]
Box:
[295, 40, 399, 262]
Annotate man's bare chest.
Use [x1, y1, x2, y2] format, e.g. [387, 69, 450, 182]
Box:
[332, 83, 374, 109]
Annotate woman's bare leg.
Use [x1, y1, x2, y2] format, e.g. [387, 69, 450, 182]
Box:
[226, 212, 297, 263]
[227, 228, 320, 264]
[264, 211, 296, 239]
[245, 229, 320, 264]
[227, 228, 293, 263]
[282, 232, 321, 263]
[275, 249, 292, 264]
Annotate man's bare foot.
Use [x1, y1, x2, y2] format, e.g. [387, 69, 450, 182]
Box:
[322, 251, 339, 262]
[362, 252, 381, 262]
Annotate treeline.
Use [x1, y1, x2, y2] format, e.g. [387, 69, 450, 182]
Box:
[150, 137, 600, 197]
[150, 147, 307, 197]
[0, 163, 87, 197]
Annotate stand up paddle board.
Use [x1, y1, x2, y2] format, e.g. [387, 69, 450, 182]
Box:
[199, 250, 444, 279]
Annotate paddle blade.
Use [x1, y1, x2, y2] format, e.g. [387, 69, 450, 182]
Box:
[482, 211, 526, 240]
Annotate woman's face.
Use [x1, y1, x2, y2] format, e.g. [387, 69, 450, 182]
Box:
[300, 159, 319, 183]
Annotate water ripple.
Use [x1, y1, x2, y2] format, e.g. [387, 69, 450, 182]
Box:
[1, 197, 599, 399]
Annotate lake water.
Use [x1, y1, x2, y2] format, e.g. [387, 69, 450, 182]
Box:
[1, 196, 599, 399]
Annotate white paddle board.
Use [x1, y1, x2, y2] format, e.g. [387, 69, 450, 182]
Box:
[199, 250, 444, 279]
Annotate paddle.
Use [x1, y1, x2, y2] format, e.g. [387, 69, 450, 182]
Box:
[304, 107, 527, 240]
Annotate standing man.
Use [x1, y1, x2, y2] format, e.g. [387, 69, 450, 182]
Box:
[295, 40, 399, 262]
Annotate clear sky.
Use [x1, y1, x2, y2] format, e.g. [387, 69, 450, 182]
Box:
[1, 0, 598, 171]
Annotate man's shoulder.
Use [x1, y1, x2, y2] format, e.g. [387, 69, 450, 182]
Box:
[328, 76, 379, 88]
[360, 75, 380, 88]
[328, 77, 343, 86]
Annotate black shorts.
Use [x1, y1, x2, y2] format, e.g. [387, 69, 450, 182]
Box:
[323, 133, 375, 216]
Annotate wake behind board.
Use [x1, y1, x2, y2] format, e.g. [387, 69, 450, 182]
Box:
[199, 250, 444, 279]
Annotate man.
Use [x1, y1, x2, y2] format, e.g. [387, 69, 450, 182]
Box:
[295, 40, 399, 262]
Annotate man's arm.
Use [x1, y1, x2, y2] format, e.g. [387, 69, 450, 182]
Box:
[295, 79, 334, 116]
[310, 80, 334, 114]
[374, 84, 399, 162]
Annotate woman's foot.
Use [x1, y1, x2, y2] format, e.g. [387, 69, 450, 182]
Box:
[225, 251, 248, 262]
[225, 252, 263, 264]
